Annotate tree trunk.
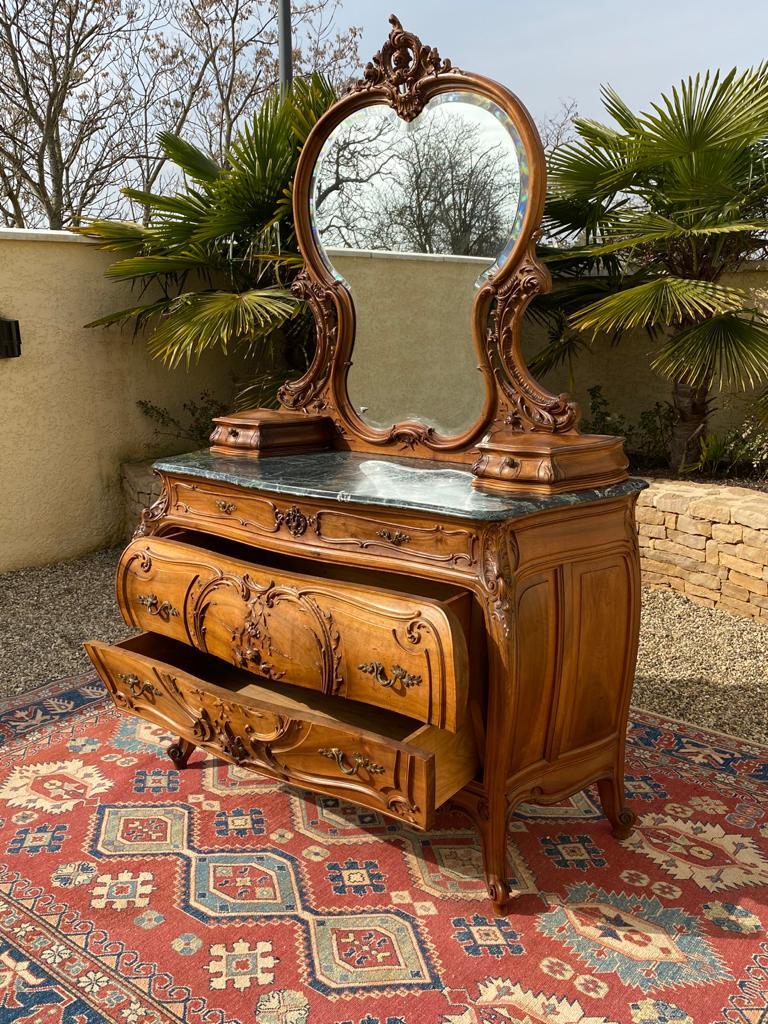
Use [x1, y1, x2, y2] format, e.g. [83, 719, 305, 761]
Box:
[669, 380, 709, 472]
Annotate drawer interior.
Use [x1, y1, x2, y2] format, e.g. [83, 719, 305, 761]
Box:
[165, 527, 470, 610]
[116, 632, 426, 742]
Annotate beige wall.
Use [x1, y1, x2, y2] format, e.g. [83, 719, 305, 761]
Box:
[333, 250, 766, 437]
[0, 230, 243, 572]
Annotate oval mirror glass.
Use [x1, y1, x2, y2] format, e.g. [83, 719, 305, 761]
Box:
[310, 91, 528, 436]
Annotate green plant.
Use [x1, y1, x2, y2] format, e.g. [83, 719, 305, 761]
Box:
[634, 402, 676, 468]
[684, 416, 768, 478]
[137, 392, 229, 448]
[577, 385, 676, 471]
[580, 384, 634, 443]
[74, 74, 338, 401]
[537, 65, 768, 470]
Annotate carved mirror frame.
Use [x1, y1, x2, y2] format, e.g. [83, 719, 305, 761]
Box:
[213, 15, 628, 493]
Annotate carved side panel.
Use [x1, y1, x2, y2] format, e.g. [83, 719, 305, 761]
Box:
[133, 472, 171, 538]
[501, 499, 641, 783]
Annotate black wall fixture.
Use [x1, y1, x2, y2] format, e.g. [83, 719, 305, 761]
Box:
[0, 318, 21, 358]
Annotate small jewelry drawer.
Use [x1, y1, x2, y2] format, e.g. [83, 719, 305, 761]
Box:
[116, 534, 471, 731]
[85, 634, 479, 829]
[165, 478, 479, 572]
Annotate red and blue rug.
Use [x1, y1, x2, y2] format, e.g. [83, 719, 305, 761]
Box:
[0, 674, 765, 1023]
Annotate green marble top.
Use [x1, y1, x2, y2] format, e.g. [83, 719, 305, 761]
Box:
[154, 449, 647, 523]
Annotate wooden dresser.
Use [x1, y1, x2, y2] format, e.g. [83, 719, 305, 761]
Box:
[85, 17, 646, 912]
[86, 452, 645, 911]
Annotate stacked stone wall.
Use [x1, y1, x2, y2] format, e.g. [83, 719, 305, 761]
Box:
[638, 481, 768, 620]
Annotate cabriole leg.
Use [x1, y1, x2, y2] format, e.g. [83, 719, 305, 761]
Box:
[450, 788, 511, 914]
[167, 737, 196, 768]
[477, 797, 511, 915]
[597, 775, 636, 839]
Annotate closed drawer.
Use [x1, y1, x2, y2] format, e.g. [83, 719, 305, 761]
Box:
[117, 535, 470, 731]
[85, 634, 478, 830]
[167, 478, 479, 572]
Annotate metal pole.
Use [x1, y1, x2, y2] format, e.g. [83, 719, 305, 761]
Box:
[278, 0, 293, 93]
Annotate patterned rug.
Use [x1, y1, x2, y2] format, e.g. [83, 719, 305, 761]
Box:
[0, 676, 765, 1024]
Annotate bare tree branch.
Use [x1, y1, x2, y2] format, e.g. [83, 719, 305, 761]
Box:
[0, 0, 360, 227]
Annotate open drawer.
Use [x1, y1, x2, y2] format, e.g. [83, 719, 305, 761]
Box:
[116, 534, 471, 731]
[85, 633, 479, 830]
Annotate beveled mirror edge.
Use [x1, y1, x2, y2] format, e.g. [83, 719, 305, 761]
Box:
[212, 14, 628, 494]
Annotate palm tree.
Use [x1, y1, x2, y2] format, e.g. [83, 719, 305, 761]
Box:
[535, 65, 768, 469]
[75, 74, 337, 401]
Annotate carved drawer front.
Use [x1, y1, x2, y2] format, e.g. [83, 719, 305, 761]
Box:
[84, 634, 478, 830]
[116, 536, 470, 731]
[166, 478, 479, 572]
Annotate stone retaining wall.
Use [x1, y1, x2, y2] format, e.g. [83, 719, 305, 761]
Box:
[638, 480, 768, 621]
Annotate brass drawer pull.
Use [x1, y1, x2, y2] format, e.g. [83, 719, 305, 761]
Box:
[319, 747, 385, 776]
[136, 593, 179, 621]
[376, 528, 410, 546]
[215, 499, 236, 514]
[117, 672, 161, 700]
[358, 662, 422, 689]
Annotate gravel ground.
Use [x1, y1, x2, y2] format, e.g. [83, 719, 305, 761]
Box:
[0, 547, 133, 696]
[634, 587, 768, 744]
[1, 548, 766, 744]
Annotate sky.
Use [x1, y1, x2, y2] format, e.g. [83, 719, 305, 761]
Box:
[334, 1, 768, 126]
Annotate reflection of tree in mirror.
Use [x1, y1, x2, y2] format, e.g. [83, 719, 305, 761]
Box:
[312, 111, 399, 247]
[314, 105, 520, 257]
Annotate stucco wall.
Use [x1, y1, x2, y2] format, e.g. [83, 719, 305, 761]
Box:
[0, 230, 243, 572]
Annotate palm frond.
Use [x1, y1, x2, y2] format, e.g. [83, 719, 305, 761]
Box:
[529, 277, 624, 322]
[81, 76, 331, 374]
[157, 132, 222, 184]
[234, 369, 286, 411]
[192, 95, 296, 244]
[652, 312, 768, 390]
[289, 73, 338, 145]
[754, 385, 768, 425]
[147, 289, 297, 368]
[599, 84, 644, 134]
[71, 220, 161, 250]
[528, 324, 592, 382]
[548, 133, 642, 201]
[83, 297, 179, 330]
[120, 186, 211, 219]
[104, 253, 212, 281]
[639, 64, 768, 159]
[562, 212, 768, 259]
[571, 277, 747, 334]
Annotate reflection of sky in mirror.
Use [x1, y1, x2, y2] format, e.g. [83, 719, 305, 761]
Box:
[310, 92, 527, 283]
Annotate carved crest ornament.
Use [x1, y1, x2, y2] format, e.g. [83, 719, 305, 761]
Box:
[235, 13, 626, 492]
